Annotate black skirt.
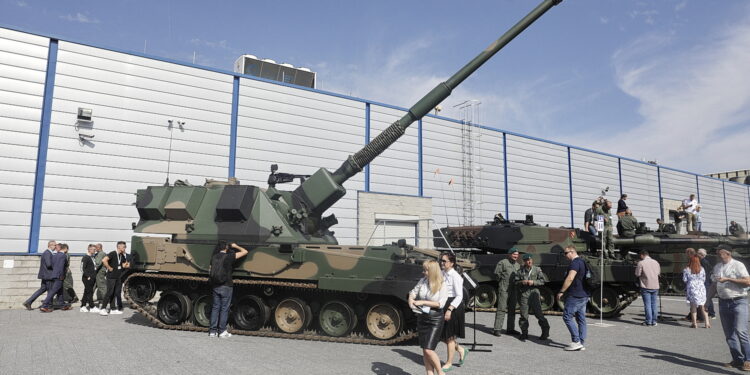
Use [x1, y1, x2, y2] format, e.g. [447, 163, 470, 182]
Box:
[418, 310, 444, 350]
[441, 297, 466, 340]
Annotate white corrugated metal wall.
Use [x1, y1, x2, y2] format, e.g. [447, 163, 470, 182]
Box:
[235, 78, 365, 244]
[0, 29, 48, 252]
[0, 26, 748, 254]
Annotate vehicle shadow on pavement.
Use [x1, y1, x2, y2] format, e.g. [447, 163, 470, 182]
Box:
[371, 361, 411, 375]
[619, 344, 737, 374]
[391, 348, 425, 365]
[124, 311, 156, 327]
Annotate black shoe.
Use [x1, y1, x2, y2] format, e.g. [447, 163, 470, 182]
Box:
[493, 330, 502, 337]
[540, 327, 550, 340]
[505, 329, 520, 336]
[22, 302, 32, 310]
[519, 332, 528, 341]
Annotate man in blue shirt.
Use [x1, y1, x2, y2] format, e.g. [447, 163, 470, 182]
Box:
[556, 245, 590, 351]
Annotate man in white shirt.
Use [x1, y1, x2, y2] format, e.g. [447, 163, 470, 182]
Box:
[684, 194, 698, 232]
[713, 244, 750, 370]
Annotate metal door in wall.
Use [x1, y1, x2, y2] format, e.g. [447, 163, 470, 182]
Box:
[371, 220, 418, 247]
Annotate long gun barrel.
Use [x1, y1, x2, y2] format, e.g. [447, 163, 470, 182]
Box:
[291, 0, 562, 230]
[331, 0, 563, 184]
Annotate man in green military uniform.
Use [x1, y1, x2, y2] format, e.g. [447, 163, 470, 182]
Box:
[515, 253, 550, 341]
[61, 244, 78, 304]
[596, 200, 616, 259]
[618, 209, 638, 238]
[493, 248, 521, 336]
[92, 243, 107, 313]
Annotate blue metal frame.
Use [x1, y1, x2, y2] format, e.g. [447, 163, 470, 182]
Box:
[417, 119, 423, 197]
[567, 147, 574, 228]
[364, 103, 371, 192]
[695, 175, 701, 203]
[657, 166, 664, 220]
[27, 39, 58, 254]
[503, 133, 509, 219]
[228, 76, 240, 178]
[618, 158, 623, 195]
[723, 181, 729, 234]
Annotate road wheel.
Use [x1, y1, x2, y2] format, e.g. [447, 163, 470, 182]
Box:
[157, 291, 191, 325]
[472, 284, 497, 309]
[366, 303, 403, 340]
[192, 294, 212, 327]
[671, 277, 687, 294]
[538, 286, 555, 311]
[274, 297, 310, 333]
[128, 278, 156, 303]
[232, 295, 270, 331]
[589, 287, 620, 316]
[318, 300, 357, 337]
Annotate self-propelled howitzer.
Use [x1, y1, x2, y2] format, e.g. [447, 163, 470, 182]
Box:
[126, 0, 563, 344]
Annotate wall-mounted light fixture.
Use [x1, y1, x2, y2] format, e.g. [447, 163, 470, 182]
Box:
[77, 107, 93, 122]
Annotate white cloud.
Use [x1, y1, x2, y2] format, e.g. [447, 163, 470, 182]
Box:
[600, 16, 610, 24]
[318, 36, 568, 137]
[595, 11, 750, 173]
[190, 38, 230, 50]
[59, 12, 100, 24]
[16, 1, 28, 7]
[629, 9, 659, 25]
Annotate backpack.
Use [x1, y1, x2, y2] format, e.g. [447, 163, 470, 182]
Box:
[209, 252, 230, 285]
[581, 259, 599, 291]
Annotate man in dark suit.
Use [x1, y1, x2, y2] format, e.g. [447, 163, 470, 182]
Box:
[40, 244, 71, 312]
[23, 240, 56, 310]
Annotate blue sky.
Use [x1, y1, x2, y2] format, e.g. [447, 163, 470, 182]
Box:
[2, 0, 749, 174]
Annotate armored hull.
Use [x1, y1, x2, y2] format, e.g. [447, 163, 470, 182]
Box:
[438, 215, 750, 318]
[125, 0, 564, 344]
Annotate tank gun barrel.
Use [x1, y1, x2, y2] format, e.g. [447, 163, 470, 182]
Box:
[331, 0, 563, 185]
[613, 236, 750, 247]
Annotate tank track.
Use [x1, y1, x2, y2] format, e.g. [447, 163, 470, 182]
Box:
[469, 293, 639, 318]
[123, 272, 417, 345]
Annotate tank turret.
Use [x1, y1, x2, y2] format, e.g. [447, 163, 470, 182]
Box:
[127, 0, 563, 344]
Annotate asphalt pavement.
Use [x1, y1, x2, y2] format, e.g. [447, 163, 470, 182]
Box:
[0, 296, 741, 375]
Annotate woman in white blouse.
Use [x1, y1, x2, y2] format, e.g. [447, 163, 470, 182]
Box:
[440, 253, 468, 372]
[409, 260, 449, 375]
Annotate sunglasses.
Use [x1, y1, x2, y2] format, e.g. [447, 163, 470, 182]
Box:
[440, 260, 448, 263]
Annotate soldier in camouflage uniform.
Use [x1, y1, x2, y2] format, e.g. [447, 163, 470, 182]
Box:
[515, 253, 550, 341]
[493, 248, 521, 336]
[596, 200, 616, 259]
[61, 244, 78, 304]
[93, 243, 107, 312]
[618, 209, 638, 238]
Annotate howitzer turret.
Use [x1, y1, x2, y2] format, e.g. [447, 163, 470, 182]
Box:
[127, 0, 563, 344]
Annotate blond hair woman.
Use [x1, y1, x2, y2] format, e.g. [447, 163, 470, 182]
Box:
[409, 260, 449, 375]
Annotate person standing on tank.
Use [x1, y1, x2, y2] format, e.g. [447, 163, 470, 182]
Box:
[557, 245, 589, 351]
[408, 259, 448, 375]
[616, 194, 628, 218]
[208, 242, 248, 338]
[584, 201, 600, 237]
[493, 248, 521, 337]
[439, 253, 468, 372]
[515, 253, 550, 341]
[635, 249, 660, 326]
[683, 194, 698, 232]
[596, 200, 616, 259]
[98, 241, 130, 316]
